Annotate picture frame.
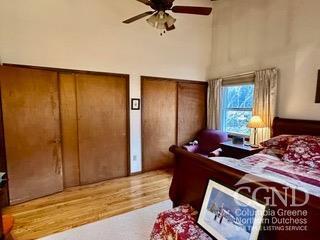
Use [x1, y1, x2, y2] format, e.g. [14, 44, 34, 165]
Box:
[316, 70, 320, 103]
[131, 98, 140, 110]
[197, 180, 266, 240]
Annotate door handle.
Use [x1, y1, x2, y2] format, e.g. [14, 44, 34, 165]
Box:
[52, 140, 63, 175]
[49, 138, 61, 144]
[49, 137, 62, 175]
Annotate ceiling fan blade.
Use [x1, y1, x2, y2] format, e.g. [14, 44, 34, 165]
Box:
[165, 23, 175, 31]
[136, 0, 151, 5]
[123, 11, 154, 24]
[171, 6, 212, 15]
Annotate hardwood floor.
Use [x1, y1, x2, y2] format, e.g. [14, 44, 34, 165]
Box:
[3, 170, 172, 240]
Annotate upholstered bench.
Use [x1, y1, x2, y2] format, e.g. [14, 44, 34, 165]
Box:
[150, 205, 212, 240]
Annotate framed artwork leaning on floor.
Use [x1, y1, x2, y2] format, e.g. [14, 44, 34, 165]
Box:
[197, 180, 266, 240]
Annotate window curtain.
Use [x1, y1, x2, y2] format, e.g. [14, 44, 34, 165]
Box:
[207, 79, 223, 129]
[251, 68, 279, 144]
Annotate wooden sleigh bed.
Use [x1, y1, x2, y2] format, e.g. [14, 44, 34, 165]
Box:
[169, 117, 320, 240]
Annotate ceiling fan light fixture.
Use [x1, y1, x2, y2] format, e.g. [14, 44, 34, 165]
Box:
[146, 13, 158, 28]
[165, 14, 176, 28]
[146, 11, 176, 30]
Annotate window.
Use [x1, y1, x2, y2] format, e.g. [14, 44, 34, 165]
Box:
[221, 84, 254, 136]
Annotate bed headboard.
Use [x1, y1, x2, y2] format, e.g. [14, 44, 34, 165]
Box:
[272, 117, 320, 137]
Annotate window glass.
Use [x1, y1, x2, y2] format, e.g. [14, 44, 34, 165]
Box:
[222, 84, 254, 136]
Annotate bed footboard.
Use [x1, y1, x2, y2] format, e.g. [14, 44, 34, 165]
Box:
[169, 145, 319, 240]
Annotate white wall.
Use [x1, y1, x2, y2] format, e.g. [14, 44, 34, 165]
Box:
[209, 0, 320, 120]
[0, 0, 213, 173]
[129, 74, 142, 173]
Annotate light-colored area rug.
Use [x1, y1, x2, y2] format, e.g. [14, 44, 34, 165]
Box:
[40, 200, 172, 240]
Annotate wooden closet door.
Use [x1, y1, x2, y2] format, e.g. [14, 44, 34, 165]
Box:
[76, 73, 128, 185]
[0, 66, 63, 204]
[142, 78, 177, 172]
[177, 83, 207, 145]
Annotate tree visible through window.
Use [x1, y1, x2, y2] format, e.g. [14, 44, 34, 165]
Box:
[222, 84, 254, 136]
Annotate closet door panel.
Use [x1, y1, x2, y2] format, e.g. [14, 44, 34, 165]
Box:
[0, 66, 63, 204]
[59, 73, 80, 188]
[76, 73, 128, 185]
[177, 83, 207, 145]
[142, 78, 177, 171]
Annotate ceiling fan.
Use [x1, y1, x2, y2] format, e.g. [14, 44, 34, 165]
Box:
[123, 0, 215, 33]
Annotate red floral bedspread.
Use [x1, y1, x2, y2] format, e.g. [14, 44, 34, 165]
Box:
[243, 154, 320, 187]
[210, 153, 320, 197]
[150, 205, 212, 240]
[241, 154, 320, 196]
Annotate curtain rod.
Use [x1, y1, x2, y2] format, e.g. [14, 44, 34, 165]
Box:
[221, 71, 255, 81]
[219, 67, 277, 81]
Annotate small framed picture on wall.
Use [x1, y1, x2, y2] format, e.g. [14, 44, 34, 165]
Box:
[131, 98, 140, 110]
[316, 70, 320, 103]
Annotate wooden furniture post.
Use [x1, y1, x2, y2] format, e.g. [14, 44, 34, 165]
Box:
[316, 70, 320, 103]
[0, 184, 5, 240]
